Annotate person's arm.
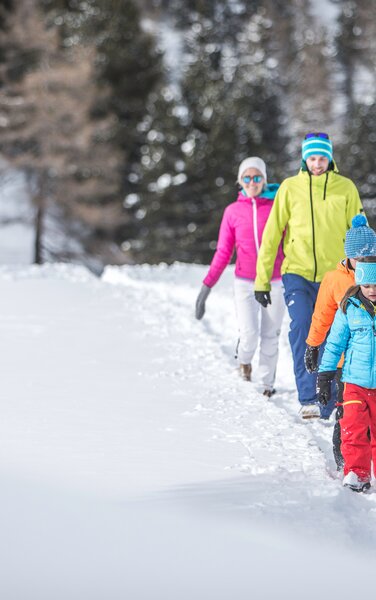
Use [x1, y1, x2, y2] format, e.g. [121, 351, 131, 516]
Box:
[305, 274, 340, 373]
[306, 273, 339, 347]
[196, 207, 235, 320]
[346, 181, 363, 226]
[203, 207, 235, 288]
[254, 181, 290, 292]
[318, 308, 351, 373]
[317, 308, 350, 404]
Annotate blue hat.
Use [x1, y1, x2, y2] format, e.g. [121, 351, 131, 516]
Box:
[344, 214, 376, 258]
[355, 262, 376, 285]
[302, 134, 333, 162]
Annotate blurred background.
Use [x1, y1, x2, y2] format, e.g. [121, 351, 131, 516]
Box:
[0, 0, 375, 273]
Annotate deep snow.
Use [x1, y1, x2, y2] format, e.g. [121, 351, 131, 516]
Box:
[0, 262, 376, 599]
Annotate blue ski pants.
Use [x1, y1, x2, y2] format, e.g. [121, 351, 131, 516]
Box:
[282, 273, 336, 417]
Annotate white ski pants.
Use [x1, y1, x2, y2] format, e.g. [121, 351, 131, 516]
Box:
[234, 278, 285, 389]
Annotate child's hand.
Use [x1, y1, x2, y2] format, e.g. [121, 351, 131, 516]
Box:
[304, 345, 320, 373]
[316, 371, 336, 405]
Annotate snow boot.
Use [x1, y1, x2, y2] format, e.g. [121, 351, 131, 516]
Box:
[343, 471, 371, 493]
[299, 403, 320, 420]
[239, 364, 252, 381]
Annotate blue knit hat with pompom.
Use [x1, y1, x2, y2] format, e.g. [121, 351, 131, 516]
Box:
[344, 214, 376, 258]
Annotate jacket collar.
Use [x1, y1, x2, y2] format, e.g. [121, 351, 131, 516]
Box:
[338, 258, 354, 273]
[358, 290, 376, 317]
[348, 292, 376, 317]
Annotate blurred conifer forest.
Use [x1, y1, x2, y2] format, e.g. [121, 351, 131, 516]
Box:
[0, 0, 376, 269]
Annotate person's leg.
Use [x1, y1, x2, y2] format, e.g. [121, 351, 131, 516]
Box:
[234, 278, 260, 366]
[341, 383, 371, 481]
[282, 274, 320, 405]
[367, 389, 376, 479]
[332, 368, 344, 470]
[317, 342, 337, 419]
[258, 279, 285, 390]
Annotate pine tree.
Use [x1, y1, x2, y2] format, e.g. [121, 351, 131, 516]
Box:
[122, 1, 288, 264]
[0, 0, 163, 266]
[334, 0, 376, 228]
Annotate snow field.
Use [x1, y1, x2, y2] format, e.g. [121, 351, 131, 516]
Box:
[0, 262, 375, 598]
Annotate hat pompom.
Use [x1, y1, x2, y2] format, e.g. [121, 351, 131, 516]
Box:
[352, 214, 367, 228]
[345, 213, 376, 258]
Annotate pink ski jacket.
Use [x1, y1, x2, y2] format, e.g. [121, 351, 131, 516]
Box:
[203, 191, 284, 288]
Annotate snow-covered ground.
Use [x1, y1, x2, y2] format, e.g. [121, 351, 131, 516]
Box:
[0, 262, 376, 599]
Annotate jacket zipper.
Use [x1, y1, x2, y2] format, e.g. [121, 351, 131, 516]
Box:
[309, 174, 318, 281]
[252, 198, 259, 253]
[323, 172, 329, 200]
[357, 303, 376, 387]
[373, 318, 376, 388]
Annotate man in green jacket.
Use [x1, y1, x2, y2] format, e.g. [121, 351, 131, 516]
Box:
[254, 132, 363, 419]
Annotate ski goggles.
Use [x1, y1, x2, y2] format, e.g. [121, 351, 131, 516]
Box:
[242, 175, 263, 184]
[304, 132, 330, 140]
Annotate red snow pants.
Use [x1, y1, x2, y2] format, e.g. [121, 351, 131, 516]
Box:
[341, 383, 376, 480]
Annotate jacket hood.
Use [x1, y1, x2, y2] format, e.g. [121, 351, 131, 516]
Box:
[261, 183, 280, 199]
[238, 182, 280, 201]
[337, 258, 353, 273]
[346, 295, 363, 310]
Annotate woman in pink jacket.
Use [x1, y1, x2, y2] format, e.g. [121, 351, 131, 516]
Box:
[195, 157, 285, 396]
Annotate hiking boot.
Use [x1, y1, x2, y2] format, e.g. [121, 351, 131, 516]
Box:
[263, 388, 276, 398]
[343, 471, 371, 493]
[239, 364, 252, 381]
[299, 403, 320, 420]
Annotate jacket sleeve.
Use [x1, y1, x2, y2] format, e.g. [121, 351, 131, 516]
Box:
[254, 181, 289, 291]
[306, 272, 338, 346]
[346, 181, 363, 226]
[318, 308, 351, 372]
[203, 207, 235, 288]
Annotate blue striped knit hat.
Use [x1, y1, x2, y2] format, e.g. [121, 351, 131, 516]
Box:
[344, 214, 376, 258]
[302, 133, 333, 162]
[355, 262, 376, 285]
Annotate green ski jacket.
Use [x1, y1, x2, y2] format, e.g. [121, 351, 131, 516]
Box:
[255, 167, 363, 291]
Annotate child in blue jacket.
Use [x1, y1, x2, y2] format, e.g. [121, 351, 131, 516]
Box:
[317, 256, 376, 492]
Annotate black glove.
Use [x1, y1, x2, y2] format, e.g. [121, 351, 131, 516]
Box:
[254, 291, 271, 308]
[304, 344, 320, 374]
[316, 371, 336, 405]
[195, 284, 211, 320]
[336, 405, 344, 420]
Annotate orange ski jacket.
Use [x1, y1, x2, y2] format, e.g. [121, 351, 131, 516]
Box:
[306, 259, 355, 366]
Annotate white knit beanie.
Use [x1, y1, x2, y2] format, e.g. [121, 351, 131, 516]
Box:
[237, 157, 267, 184]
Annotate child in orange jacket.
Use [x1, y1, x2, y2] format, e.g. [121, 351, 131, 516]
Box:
[304, 214, 376, 468]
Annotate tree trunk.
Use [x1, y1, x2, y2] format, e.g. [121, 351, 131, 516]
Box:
[34, 199, 44, 264]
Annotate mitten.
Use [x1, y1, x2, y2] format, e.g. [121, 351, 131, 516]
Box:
[254, 291, 271, 308]
[316, 371, 336, 405]
[195, 284, 211, 320]
[304, 344, 320, 373]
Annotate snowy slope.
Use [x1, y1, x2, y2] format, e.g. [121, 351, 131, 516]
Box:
[0, 262, 376, 599]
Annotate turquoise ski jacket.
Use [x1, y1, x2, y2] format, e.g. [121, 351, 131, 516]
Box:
[319, 297, 376, 388]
